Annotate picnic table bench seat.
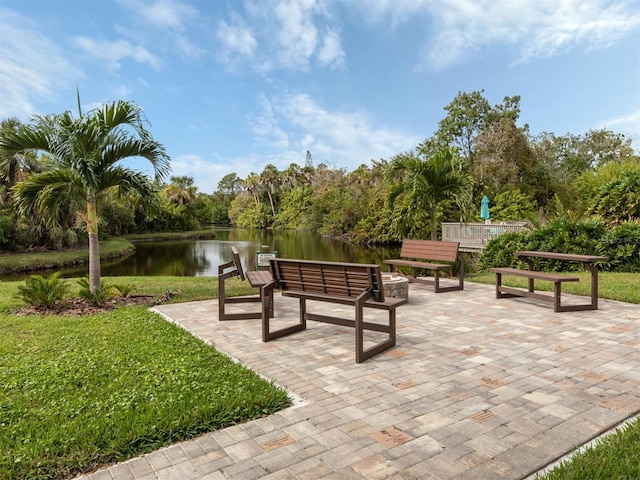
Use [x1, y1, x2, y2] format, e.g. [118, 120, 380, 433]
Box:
[384, 239, 464, 293]
[261, 258, 408, 363]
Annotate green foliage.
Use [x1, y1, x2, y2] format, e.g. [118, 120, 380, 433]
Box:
[386, 148, 473, 240]
[489, 189, 537, 222]
[600, 221, 640, 272]
[0, 206, 16, 250]
[274, 185, 313, 228]
[110, 282, 137, 297]
[235, 201, 272, 228]
[587, 169, 640, 226]
[77, 277, 117, 306]
[99, 196, 137, 236]
[14, 272, 69, 308]
[478, 217, 640, 273]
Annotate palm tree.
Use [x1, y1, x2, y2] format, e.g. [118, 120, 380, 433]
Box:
[244, 173, 260, 206]
[0, 118, 40, 205]
[386, 148, 472, 240]
[0, 100, 170, 292]
[164, 176, 197, 205]
[259, 164, 281, 217]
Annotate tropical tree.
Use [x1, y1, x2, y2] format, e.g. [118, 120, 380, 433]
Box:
[435, 90, 522, 164]
[386, 148, 473, 240]
[0, 99, 170, 292]
[259, 163, 281, 218]
[244, 173, 260, 206]
[164, 175, 197, 206]
[0, 118, 39, 205]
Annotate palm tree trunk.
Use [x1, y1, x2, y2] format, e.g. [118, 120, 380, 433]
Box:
[430, 203, 437, 240]
[267, 190, 276, 217]
[87, 198, 100, 293]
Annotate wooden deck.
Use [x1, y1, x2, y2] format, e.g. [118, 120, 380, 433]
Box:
[442, 222, 528, 251]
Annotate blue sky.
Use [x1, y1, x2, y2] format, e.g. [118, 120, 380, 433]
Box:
[1, 0, 639, 193]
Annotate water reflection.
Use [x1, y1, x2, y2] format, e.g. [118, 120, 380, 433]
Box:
[2, 228, 401, 280]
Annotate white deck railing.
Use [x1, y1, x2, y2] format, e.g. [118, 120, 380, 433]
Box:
[442, 222, 529, 251]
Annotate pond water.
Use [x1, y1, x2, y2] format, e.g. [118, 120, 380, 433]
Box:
[3, 228, 401, 280]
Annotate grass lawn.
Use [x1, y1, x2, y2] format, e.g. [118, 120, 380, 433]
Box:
[0, 268, 638, 479]
[534, 416, 640, 479]
[0, 277, 287, 480]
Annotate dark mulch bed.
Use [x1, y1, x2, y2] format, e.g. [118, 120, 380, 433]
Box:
[15, 295, 156, 316]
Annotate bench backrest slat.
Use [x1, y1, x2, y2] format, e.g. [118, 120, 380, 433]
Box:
[399, 239, 459, 263]
[270, 258, 385, 301]
[230, 246, 246, 281]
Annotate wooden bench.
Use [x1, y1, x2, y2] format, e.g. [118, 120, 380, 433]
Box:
[260, 258, 408, 363]
[384, 239, 464, 292]
[489, 251, 608, 312]
[218, 246, 274, 321]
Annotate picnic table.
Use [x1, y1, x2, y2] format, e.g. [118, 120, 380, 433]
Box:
[490, 251, 608, 312]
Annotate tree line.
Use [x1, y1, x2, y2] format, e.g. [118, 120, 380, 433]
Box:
[2, 90, 639, 283]
[221, 91, 639, 244]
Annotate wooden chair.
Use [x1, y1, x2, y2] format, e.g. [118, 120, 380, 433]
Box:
[218, 246, 273, 321]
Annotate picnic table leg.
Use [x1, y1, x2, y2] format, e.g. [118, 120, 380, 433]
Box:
[355, 295, 364, 363]
[553, 281, 561, 313]
[523, 258, 535, 292]
[495, 272, 502, 298]
[586, 263, 599, 309]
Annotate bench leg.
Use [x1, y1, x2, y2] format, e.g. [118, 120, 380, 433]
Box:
[354, 292, 397, 363]
[261, 283, 305, 342]
[355, 296, 364, 364]
[587, 264, 599, 309]
[554, 281, 561, 313]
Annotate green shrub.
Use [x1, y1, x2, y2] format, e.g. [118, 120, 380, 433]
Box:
[77, 278, 117, 306]
[14, 272, 69, 308]
[111, 283, 137, 297]
[0, 206, 16, 251]
[478, 217, 639, 273]
[600, 220, 640, 272]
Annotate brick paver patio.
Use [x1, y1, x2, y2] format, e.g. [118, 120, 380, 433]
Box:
[79, 281, 640, 480]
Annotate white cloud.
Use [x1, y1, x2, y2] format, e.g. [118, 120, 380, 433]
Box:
[248, 95, 290, 149]
[215, 0, 344, 72]
[253, 93, 421, 169]
[317, 28, 345, 68]
[73, 37, 162, 70]
[0, 8, 82, 120]
[117, 0, 198, 30]
[349, 0, 640, 69]
[116, 0, 204, 60]
[175, 92, 421, 193]
[600, 108, 640, 144]
[217, 15, 258, 59]
[170, 153, 276, 193]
